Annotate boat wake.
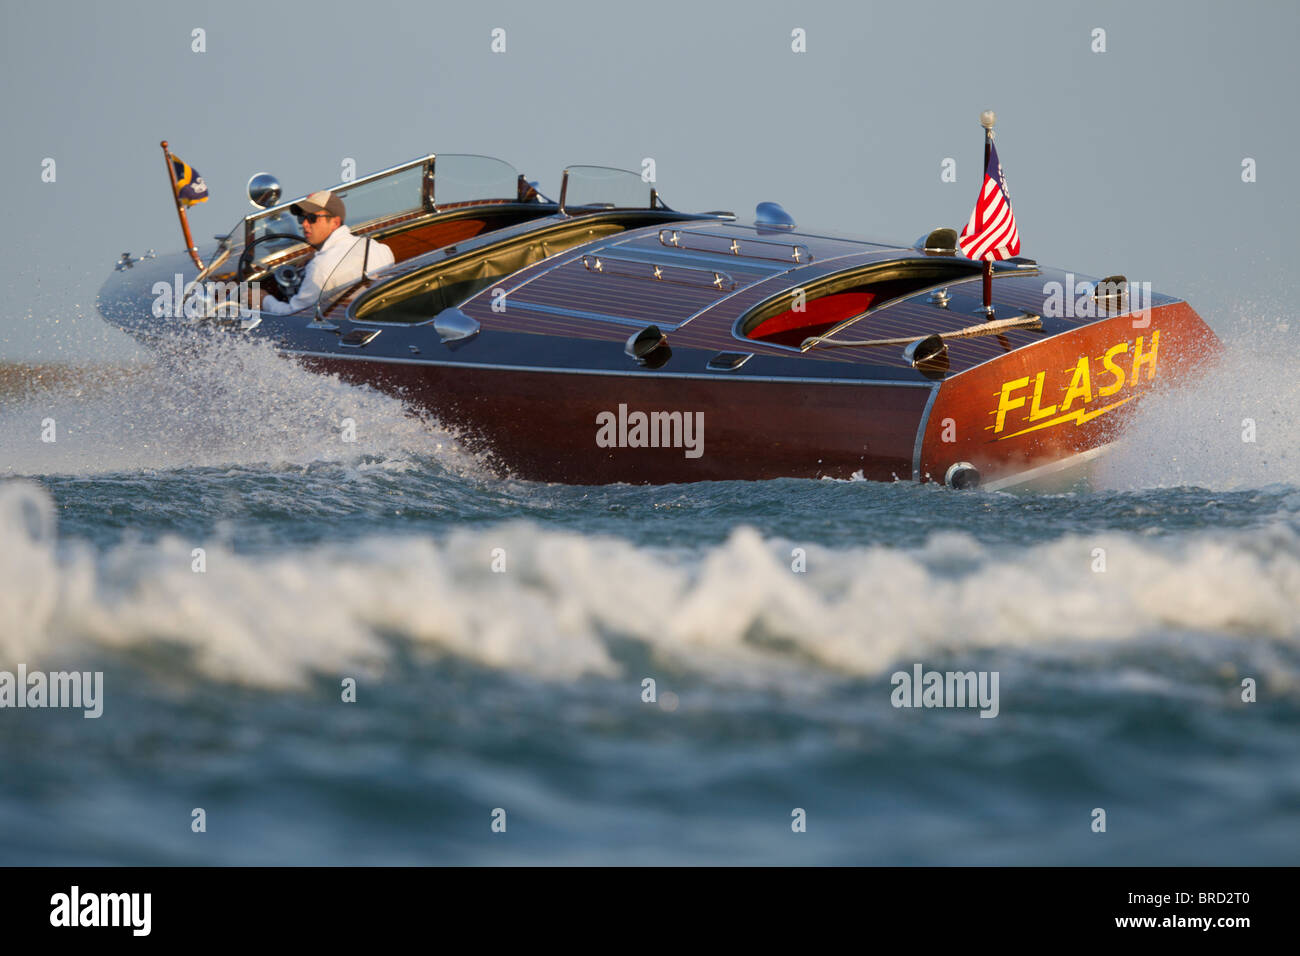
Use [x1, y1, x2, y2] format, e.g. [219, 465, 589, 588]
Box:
[1097, 313, 1300, 491]
[0, 333, 479, 478]
[4, 480, 1299, 694]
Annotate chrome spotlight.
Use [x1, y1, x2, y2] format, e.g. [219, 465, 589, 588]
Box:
[247, 173, 282, 209]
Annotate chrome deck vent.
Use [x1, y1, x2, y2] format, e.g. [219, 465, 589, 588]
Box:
[433, 308, 481, 345]
[1092, 274, 1128, 311]
[919, 228, 959, 255]
[755, 201, 796, 232]
[903, 334, 950, 379]
[625, 324, 672, 369]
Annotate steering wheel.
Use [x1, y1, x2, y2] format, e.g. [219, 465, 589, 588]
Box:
[237, 231, 307, 283]
[271, 263, 304, 299]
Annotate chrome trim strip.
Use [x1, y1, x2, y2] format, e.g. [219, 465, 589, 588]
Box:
[911, 385, 941, 482]
[282, 349, 935, 387]
[981, 443, 1111, 492]
[335, 315, 437, 329]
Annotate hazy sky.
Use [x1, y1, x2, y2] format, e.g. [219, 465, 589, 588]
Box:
[2, 0, 1296, 362]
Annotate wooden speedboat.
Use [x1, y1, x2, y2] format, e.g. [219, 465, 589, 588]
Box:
[98, 149, 1219, 489]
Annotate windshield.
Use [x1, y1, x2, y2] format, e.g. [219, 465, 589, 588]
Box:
[431, 154, 523, 206]
[239, 154, 434, 258]
[208, 154, 527, 278]
[333, 163, 429, 228]
[560, 165, 660, 211]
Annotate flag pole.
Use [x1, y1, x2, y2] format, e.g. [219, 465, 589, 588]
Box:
[979, 110, 996, 318]
[161, 140, 204, 271]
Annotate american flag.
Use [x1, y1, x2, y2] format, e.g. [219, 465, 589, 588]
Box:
[959, 142, 1020, 260]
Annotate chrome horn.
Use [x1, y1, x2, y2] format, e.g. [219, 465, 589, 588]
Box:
[247, 172, 282, 209]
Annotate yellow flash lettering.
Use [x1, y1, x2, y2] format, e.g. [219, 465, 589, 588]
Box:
[1028, 371, 1058, 421]
[1060, 357, 1094, 412]
[1098, 342, 1128, 397]
[994, 376, 1031, 433]
[1132, 330, 1160, 382]
[995, 394, 1136, 441]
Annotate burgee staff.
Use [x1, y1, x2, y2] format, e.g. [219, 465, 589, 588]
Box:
[160, 140, 206, 270]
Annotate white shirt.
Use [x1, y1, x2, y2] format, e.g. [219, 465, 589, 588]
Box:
[260, 224, 396, 314]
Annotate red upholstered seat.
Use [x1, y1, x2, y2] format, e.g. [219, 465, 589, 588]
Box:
[749, 291, 877, 345]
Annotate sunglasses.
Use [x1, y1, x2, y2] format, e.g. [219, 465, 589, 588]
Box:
[297, 212, 337, 224]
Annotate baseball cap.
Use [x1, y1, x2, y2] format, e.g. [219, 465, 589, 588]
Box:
[290, 190, 346, 219]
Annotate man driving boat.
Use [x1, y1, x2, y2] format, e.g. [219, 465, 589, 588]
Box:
[259, 190, 395, 314]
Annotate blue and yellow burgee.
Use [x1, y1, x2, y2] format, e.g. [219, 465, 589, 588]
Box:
[170, 154, 209, 207]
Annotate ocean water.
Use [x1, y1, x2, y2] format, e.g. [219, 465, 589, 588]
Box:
[1, 324, 1298, 866]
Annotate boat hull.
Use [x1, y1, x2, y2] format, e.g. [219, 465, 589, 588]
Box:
[300, 354, 932, 483]
[296, 301, 1217, 486]
[295, 299, 1217, 487]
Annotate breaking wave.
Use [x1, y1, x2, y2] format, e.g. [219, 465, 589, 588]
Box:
[3, 480, 1299, 692]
